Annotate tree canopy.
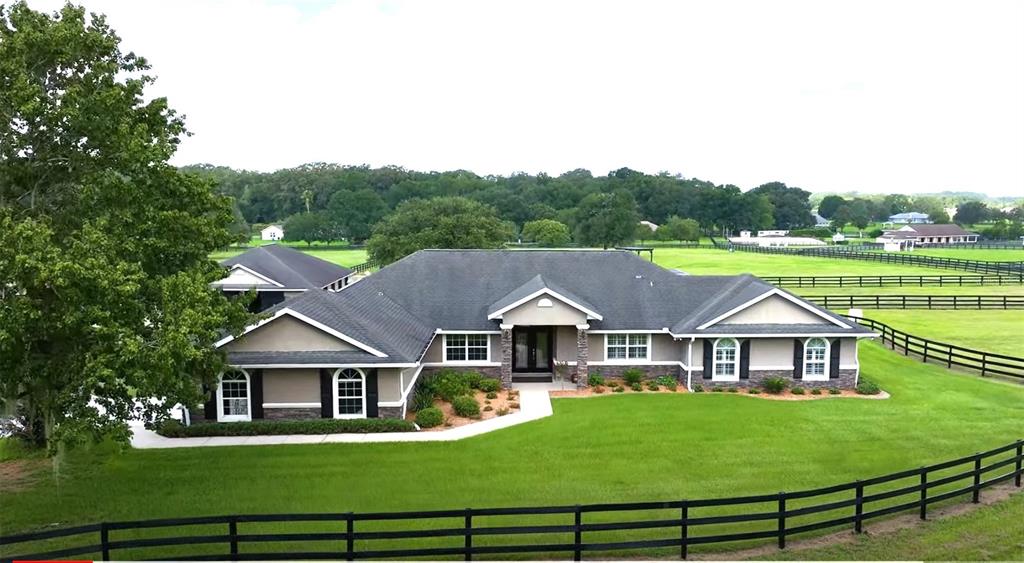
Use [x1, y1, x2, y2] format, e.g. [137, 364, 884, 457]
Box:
[0, 2, 250, 453]
[521, 219, 571, 247]
[573, 191, 639, 249]
[366, 197, 514, 263]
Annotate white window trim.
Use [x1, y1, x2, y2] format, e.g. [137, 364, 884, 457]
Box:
[712, 338, 740, 382]
[217, 369, 252, 422]
[442, 333, 491, 364]
[603, 333, 652, 363]
[802, 338, 830, 382]
[332, 367, 367, 419]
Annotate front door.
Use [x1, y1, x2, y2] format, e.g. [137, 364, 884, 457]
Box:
[513, 327, 553, 372]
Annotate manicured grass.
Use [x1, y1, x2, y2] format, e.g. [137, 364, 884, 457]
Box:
[755, 490, 1024, 561]
[3, 343, 1024, 560]
[793, 285, 1024, 297]
[211, 245, 369, 268]
[857, 310, 1024, 356]
[911, 247, 1024, 262]
[650, 248, 965, 277]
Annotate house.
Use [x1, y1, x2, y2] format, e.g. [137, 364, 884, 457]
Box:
[732, 231, 825, 247]
[204, 250, 874, 423]
[814, 213, 830, 227]
[876, 224, 979, 246]
[639, 220, 659, 232]
[887, 212, 931, 224]
[213, 244, 353, 311]
[757, 230, 789, 237]
[261, 225, 284, 241]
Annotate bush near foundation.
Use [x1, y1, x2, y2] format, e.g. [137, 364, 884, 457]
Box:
[415, 407, 444, 428]
[157, 418, 415, 437]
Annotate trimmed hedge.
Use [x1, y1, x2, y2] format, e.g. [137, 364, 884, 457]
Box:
[452, 396, 481, 418]
[415, 407, 444, 428]
[157, 418, 415, 438]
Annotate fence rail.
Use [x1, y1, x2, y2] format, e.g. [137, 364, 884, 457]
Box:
[806, 294, 1024, 310]
[348, 259, 382, 274]
[847, 316, 1024, 379]
[761, 274, 1024, 288]
[725, 244, 1024, 276]
[3, 441, 1022, 562]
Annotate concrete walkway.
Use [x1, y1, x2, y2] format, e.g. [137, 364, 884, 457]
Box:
[130, 384, 554, 449]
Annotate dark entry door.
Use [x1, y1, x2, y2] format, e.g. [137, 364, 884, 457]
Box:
[513, 327, 553, 372]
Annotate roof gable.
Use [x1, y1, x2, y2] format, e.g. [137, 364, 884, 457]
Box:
[220, 244, 352, 289]
[487, 274, 602, 320]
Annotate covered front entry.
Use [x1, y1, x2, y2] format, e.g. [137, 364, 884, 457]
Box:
[512, 326, 553, 373]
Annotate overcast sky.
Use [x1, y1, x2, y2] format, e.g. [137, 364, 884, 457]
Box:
[28, 0, 1024, 196]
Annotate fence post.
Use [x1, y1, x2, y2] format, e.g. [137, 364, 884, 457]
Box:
[919, 468, 928, 520]
[574, 505, 582, 561]
[973, 454, 982, 503]
[100, 522, 110, 562]
[1016, 440, 1023, 488]
[854, 481, 864, 534]
[229, 517, 238, 560]
[777, 492, 786, 550]
[680, 501, 689, 560]
[346, 512, 354, 561]
[464, 508, 472, 561]
[922, 341, 929, 363]
[981, 355, 988, 377]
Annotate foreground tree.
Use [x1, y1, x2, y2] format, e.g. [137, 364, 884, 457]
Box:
[521, 219, 571, 246]
[657, 216, 701, 243]
[366, 197, 513, 263]
[0, 2, 251, 454]
[283, 212, 327, 246]
[574, 191, 639, 249]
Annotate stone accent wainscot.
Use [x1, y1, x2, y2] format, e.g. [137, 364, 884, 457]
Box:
[419, 366, 502, 380]
[378, 406, 403, 419]
[263, 407, 320, 420]
[589, 365, 683, 381]
[698, 369, 858, 389]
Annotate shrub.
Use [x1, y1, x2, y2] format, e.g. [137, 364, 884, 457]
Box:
[436, 371, 473, 402]
[646, 381, 659, 391]
[655, 376, 677, 390]
[463, 371, 484, 390]
[452, 396, 481, 418]
[693, 384, 704, 393]
[867, 228, 884, 238]
[712, 386, 724, 392]
[612, 386, 625, 393]
[622, 368, 644, 386]
[748, 388, 760, 394]
[485, 391, 498, 400]
[483, 405, 494, 412]
[727, 387, 738, 393]
[509, 401, 520, 409]
[594, 386, 606, 394]
[477, 378, 501, 393]
[762, 377, 788, 394]
[484, 400, 491, 405]
[630, 383, 643, 392]
[415, 407, 444, 428]
[588, 374, 605, 386]
[409, 373, 439, 412]
[496, 407, 510, 416]
[856, 379, 881, 395]
[156, 418, 416, 438]
[829, 388, 841, 395]
[810, 388, 822, 395]
[791, 386, 805, 395]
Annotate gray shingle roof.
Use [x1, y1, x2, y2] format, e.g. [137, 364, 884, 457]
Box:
[487, 274, 601, 318]
[226, 350, 407, 365]
[220, 244, 352, 290]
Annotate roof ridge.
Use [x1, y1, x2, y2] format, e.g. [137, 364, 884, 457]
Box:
[675, 274, 761, 330]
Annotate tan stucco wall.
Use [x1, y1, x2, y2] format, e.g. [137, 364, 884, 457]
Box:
[261, 368, 320, 403]
[554, 326, 577, 361]
[377, 368, 403, 402]
[588, 333, 606, 362]
[719, 295, 828, 325]
[225, 316, 356, 352]
[652, 334, 684, 361]
[501, 295, 588, 326]
[750, 339, 792, 366]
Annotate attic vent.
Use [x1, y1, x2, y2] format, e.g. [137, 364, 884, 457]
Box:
[537, 298, 554, 308]
[634, 274, 643, 279]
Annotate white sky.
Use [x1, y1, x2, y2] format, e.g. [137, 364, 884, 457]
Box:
[28, 0, 1024, 196]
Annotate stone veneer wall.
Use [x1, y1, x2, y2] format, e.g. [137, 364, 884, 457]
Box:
[263, 407, 320, 420]
[419, 366, 502, 380]
[696, 369, 857, 389]
[378, 406, 403, 419]
[588, 364, 683, 381]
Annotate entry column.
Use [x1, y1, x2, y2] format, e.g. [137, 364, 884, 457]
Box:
[576, 323, 589, 388]
[500, 324, 513, 387]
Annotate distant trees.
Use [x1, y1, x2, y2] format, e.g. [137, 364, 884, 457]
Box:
[327, 189, 388, 243]
[521, 219, 572, 247]
[574, 191, 640, 249]
[954, 201, 990, 225]
[657, 216, 701, 243]
[366, 197, 514, 264]
[749, 182, 814, 229]
[817, 195, 846, 219]
[284, 213, 329, 246]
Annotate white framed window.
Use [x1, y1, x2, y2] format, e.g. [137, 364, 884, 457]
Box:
[333, 368, 366, 418]
[444, 334, 490, 363]
[605, 333, 650, 361]
[803, 338, 829, 381]
[217, 369, 251, 422]
[713, 338, 739, 381]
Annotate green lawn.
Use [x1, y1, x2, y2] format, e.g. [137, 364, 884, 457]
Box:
[650, 248, 966, 277]
[3, 343, 1024, 560]
[911, 247, 1024, 262]
[856, 310, 1024, 356]
[756, 490, 1024, 561]
[793, 285, 1024, 297]
[212, 245, 368, 268]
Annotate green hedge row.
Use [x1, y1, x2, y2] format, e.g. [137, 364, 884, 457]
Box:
[157, 417, 415, 437]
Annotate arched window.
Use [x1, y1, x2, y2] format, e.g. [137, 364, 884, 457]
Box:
[218, 370, 251, 422]
[713, 338, 739, 381]
[804, 338, 829, 380]
[333, 368, 366, 418]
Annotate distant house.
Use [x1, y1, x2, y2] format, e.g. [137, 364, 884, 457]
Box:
[888, 212, 931, 224]
[732, 230, 824, 247]
[876, 224, 979, 247]
[639, 220, 659, 232]
[213, 244, 353, 311]
[814, 213, 830, 227]
[261, 225, 284, 241]
[757, 230, 789, 237]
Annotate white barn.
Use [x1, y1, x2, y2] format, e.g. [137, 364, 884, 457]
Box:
[261, 225, 284, 241]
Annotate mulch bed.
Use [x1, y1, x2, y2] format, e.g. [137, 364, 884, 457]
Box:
[407, 388, 521, 431]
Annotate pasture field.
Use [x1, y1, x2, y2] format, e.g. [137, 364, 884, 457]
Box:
[3, 343, 1023, 561]
[649, 248, 966, 277]
[855, 310, 1024, 357]
[910, 247, 1024, 262]
[792, 285, 1024, 297]
[211, 245, 368, 267]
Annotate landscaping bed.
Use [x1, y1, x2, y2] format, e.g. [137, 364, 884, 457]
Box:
[551, 373, 684, 397]
[155, 418, 415, 437]
[406, 369, 520, 430]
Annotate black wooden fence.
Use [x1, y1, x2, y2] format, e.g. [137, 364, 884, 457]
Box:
[761, 274, 1024, 288]
[806, 294, 1024, 310]
[725, 244, 1024, 276]
[3, 441, 1022, 562]
[348, 259, 382, 275]
[847, 316, 1024, 379]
